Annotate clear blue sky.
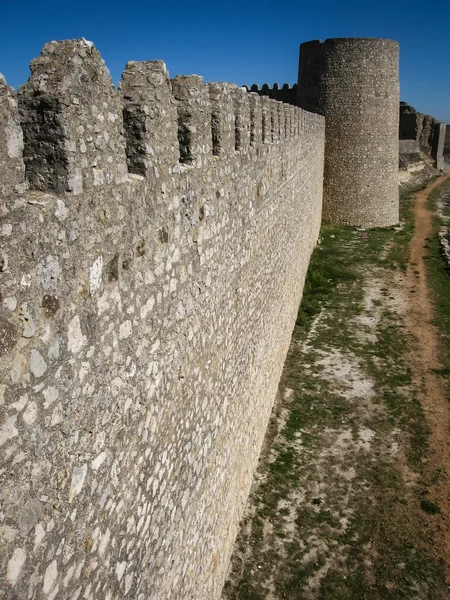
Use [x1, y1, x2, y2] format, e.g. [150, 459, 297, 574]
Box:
[1, 0, 449, 123]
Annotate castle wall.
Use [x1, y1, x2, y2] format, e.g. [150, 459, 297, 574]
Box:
[297, 38, 400, 228]
[399, 102, 446, 169]
[431, 122, 446, 170]
[0, 40, 325, 600]
[399, 102, 424, 142]
[247, 83, 298, 106]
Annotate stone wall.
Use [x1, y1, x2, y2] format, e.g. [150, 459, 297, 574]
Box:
[243, 83, 445, 174]
[399, 102, 446, 169]
[0, 39, 325, 600]
[444, 125, 450, 158]
[297, 38, 400, 228]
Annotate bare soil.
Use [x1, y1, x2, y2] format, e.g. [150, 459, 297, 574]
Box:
[405, 173, 450, 577]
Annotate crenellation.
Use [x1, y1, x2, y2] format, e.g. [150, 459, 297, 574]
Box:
[248, 93, 262, 147]
[0, 76, 27, 205]
[420, 115, 435, 155]
[120, 60, 179, 178]
[280, 103, 287, 140]
[294, 105, 300, 138]
[172, 75, 211, 167]
[286, 104, 292, 139]
[276, 101, 284, 141]
[399, 102, 445, 169]
[289, 105, 296, 140]
[18, 39, 128, 195]
[268, 99, 278, 143]
[399, 101, 424, 141]
[208, 82, 236, 157]
[233, 87, 251, 152]
[432, 121, 446, 170]
[270, 103, 278, 144]
[282, 104, 290, 140]
[259, 96, 271, 144]
[247, 82, 298, 105]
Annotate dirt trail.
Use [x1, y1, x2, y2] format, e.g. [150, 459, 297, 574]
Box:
[405, 173, 450, 574]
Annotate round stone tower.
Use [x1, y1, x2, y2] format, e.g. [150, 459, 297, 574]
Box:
[298, 38, 399, 227]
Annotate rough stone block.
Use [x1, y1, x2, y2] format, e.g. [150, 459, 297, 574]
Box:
[233, 87, 251, 151]
[172, 75, 211, 166]
[259, 96, 271, 144]
[208, 82, 236, 156]
[0, 75, 26, 202]
[280, 102, 286, 140]
[248, 93, 262, 146]
[121, 60, 179, 178]
[399, 139, 421, 155]
[289, 105, 296, 139]
[18, 39, 128, 195]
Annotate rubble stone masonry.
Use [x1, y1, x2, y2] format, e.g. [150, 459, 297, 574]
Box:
[0, 39, 324, 599]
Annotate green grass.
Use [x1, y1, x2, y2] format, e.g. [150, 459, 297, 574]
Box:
[295, 226, 356, 327]
[296, 186, 422, 330]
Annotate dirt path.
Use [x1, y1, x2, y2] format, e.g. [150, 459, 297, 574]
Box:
[405, 173, 450, 576]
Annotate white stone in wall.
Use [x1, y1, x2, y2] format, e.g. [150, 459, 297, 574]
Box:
[69, 464, 88, 502]
[43, 560, 58, 594]
[6, 547, 26, 587]
[29, 349, 47, 378]
[89, 255, 103, 295]
[67, 315, 86, 354]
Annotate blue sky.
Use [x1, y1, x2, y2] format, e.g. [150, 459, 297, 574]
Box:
[1, 0, 449, 122]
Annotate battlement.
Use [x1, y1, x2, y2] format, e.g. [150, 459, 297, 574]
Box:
[246, 83, 298, 106]
[0, 39, 320, 206]
[399, 102, 445, 169]
[18, 39, 128, 195]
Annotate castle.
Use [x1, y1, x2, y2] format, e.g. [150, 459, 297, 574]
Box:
[0, 37, 445, 599]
